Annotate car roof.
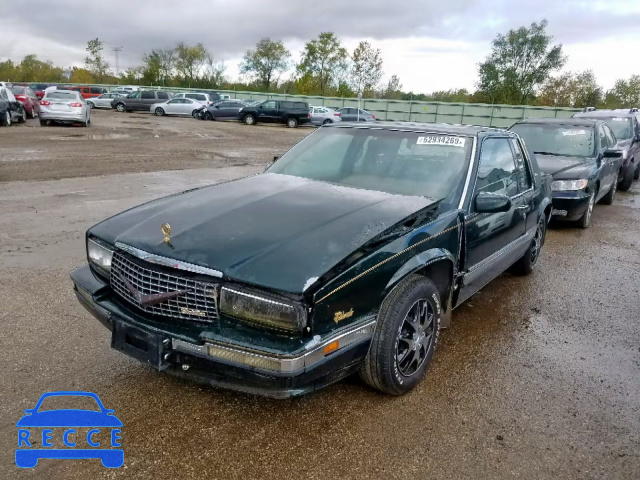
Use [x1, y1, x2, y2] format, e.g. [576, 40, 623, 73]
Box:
[513, 117, 600, 127]
[326, 121, 509, 136]
[573, 109, 637, 118]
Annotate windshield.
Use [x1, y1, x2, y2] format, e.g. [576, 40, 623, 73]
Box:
[10, 87, 24, 95]
[510, 123, 595, 158]
[268, 128, 472, 206]
[582, 116, 632, 140]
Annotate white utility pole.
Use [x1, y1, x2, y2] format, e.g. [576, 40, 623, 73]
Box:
[112, 46, 123, 76]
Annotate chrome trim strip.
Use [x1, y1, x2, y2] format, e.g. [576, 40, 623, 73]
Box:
[464, 227, 536, 284]
[172, 319, 376, 374]
[115, 242, 223, 278]
[458, 136, 478, 209]
[221, 286, 295, 309]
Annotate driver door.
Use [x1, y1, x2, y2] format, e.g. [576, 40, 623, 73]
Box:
[258, 100, 278, 122]
[460, 136, 527, 301]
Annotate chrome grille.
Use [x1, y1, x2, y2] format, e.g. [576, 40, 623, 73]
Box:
[110, 251, 218, 323]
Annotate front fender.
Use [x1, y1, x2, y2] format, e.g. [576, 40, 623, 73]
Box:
[384, 248, 456, 328]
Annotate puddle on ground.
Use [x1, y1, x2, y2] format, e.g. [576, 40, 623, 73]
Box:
[48, 132, 133, 141]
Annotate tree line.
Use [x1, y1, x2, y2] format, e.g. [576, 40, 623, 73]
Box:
[1, 21, 639, 109]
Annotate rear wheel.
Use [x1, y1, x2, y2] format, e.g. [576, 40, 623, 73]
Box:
[155, 108, 165, 116]
[360, 275, 441, 395]
[286, 117, 298, 128]
[2, 110, 10, 126]
[28, 106, 36, 119]
[18, 109, 26, 123]
[115, 103, 126, 113]
[244, 114, 256, 125]
[191, 109, 199, 118]
[601, 179, 617, 205]
[39, 118, 47, 127]
[578, 190, 596, 229]
[634, 162, 639, 180]
[619, 164, 634, 191]
[510, 216, 545, 275]
[322, 119, 332, 125]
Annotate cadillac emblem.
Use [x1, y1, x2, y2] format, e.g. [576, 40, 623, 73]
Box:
[161, 223, 171, 243]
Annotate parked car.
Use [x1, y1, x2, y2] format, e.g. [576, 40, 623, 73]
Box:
[510, 118, 622, 228]
[111, 86, 140, 95]
[173, 92, 212, 106]
[151, 97, 204, 117]
[337, 107, 376, 122]
[87, 92, 127, 109]
[573, 108, 640, 188]
[239, 100, 310, 128]
[0, 86, 27, 126]
[69, 86, 106, 99]
[199, 100, 247, 120]
[10, 86, 40, 118]
[310, 106, 342, 125]
[39, 90, 91, 127]
[29, 84, 53, 99]
[70, 123, 551, 397]
[111, 90, 172, 112]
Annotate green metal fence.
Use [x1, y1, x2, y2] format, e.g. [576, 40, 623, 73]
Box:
[59, 82, 581, 128]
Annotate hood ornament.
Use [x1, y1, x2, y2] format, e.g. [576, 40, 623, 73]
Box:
[161, 223, 171, 243]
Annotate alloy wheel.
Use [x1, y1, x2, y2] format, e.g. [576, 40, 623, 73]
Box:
[5, 111, 11, 126]
[530, 220, 544, 265]
[395, 298, 436, 377]
[585, 192, 595, 225]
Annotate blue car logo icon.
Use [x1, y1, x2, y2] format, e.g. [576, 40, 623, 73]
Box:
[16, 391, 123, 468]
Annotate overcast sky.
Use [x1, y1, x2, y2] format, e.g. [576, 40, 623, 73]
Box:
[1, 0, 639, 92]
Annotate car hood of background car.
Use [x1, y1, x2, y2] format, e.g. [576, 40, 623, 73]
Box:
[90, 173, 438, 294]
[535, 154, 595, 179]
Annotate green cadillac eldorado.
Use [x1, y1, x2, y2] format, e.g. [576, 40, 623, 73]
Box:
[71, 122, 552, 397]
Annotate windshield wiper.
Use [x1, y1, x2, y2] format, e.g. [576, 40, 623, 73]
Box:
[533, 151, 564, 156]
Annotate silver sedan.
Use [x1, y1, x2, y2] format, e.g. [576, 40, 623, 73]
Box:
[151, 98, 205, 117]
[39, 90, 91, 127]
[87, 92, 126, 109]
[310, 106, 343, 125]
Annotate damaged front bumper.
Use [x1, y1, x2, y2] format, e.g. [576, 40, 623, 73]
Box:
[70, 264, 374, 398]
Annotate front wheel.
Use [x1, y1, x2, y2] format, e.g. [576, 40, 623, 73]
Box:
[618, 164, 634, 191]
[191, 109, 199, 118]
[203, 112, 212, 121]
[18, 109, 26, 123]
[87, 101, 95, 109]
[322, 119, 332, 125]
[360, 275, 441, 395]
[244, 114, 256, 125]
[510, 217, 546, 276]
[155, 108, 165, 116]
[286, 117, 298, 128]
[578, 190, 596, 228]
[1, 110, 10, 126]
[115, 103, 126, 113]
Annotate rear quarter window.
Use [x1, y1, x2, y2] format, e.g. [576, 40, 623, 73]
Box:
[157, 92, 169, 100]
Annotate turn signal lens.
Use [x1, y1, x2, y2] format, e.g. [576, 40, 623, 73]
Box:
[323, 341, 339, 356]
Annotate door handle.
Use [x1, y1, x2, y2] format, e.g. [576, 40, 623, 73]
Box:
[516, 205, 528, 210]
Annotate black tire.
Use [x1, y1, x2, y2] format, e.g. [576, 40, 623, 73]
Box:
[204, 112, 213, 121]
[39, 118, 47, 127]
[115, 103, 126, 113]
[1, 110, 10, 126]
[634, 163, 639, 180]
[322, 119, 332, 125]
[286, 117, 298, 128]
[578, 190, 596, 228]
[600, 178, 617, 205]
[155, 107, 165, 116]
[191, 109, 199, 118]
[619, 164, 634, 191]
[244, 114, 256, 125]
[17, 109, 26, 124]
[360, 275, 441, 395]
[510, 216, 545, 276]
[87, 101, 95, 109]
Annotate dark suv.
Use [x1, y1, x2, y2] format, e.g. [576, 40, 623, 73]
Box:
[239, 100, 310, 128]
[573, 108, 640, 189]
[112, 90, 172, 113]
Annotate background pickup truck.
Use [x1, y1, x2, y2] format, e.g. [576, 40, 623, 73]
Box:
[238, 100, 310, 128]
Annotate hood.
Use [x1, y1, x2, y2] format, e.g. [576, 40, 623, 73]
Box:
[90, 173, 437, 294]
[535, 154, 595, 179]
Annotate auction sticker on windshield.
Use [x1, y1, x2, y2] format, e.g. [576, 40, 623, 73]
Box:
[562, 130, 587, 136]
[417, 136, 466, 147]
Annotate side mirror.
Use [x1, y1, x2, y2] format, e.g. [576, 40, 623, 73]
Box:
[475, 192, 512, 213]
[603, 149, 622, 159]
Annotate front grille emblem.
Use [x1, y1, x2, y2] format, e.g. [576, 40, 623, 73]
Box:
[117, 272, 188, 307]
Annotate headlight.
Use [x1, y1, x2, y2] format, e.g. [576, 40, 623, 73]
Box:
[220, 286, 307, 333]
[551, 179, 588, 191]
[87, 237, 113, 273]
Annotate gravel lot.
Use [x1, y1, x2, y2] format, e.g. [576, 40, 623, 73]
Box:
[1, 110, 639, 479]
